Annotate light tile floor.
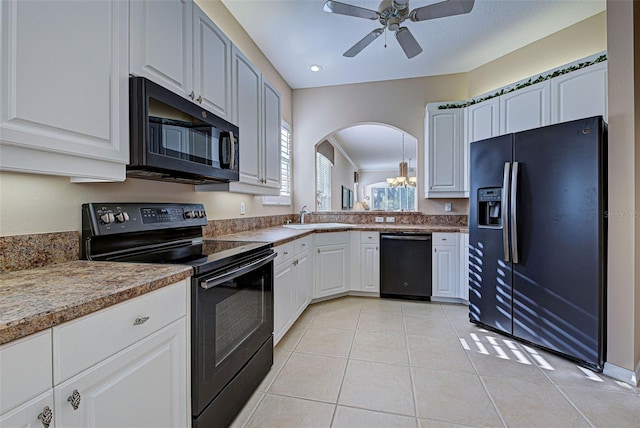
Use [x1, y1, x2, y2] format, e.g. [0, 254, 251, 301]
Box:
[231, 297, 640, 428]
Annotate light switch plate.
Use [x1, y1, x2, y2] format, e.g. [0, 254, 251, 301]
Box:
[444, 202, 452, 212]
[240, 202, 246, 215]
[375, 216, 384, 223]
[386, 217, 395, 223]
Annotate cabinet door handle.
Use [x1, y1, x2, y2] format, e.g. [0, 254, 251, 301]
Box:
[37, 406, 53, 427]
[189, 91, 195, 100]
[197, 95, 203, 104]
[133, 316, 150, 326]
[67, 389, 81, 410]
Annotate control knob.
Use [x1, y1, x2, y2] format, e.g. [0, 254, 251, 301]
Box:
[115, 212, 130, 223]
[100, 212, 115, 224]
[197, 210, 206, 218]
[185, 211, 197, 219]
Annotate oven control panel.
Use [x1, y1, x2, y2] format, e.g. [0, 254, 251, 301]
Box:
[82, 203, 208, 236]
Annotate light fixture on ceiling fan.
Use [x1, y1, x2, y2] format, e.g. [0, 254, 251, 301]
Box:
[323, 0, 475, 59]
[387, 133, 417, 187]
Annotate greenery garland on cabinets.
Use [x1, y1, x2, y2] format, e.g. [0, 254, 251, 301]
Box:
[438, 54, 607, 110]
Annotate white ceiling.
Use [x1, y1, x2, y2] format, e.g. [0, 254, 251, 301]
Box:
[221, 0, 605, 90]
[220, 0, 605, 171]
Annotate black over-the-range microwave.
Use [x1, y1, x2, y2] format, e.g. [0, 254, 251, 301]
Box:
[128, 76, 239, 184]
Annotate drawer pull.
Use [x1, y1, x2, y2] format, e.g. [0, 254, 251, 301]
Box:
[67, 390, 81, 410]
[133, 316, 150, 326]
[38, 406, 53, 427]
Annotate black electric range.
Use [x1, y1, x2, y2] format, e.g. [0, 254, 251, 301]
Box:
[81, 203, 275, 428]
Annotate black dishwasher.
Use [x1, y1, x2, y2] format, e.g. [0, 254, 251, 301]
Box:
[380, 233, 432, 300]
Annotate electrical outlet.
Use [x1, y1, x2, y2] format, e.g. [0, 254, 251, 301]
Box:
[240, 202, 245, 215]
[375, 216, 384, 223]
[444, 202, 452, 212]
[386, 217, 395, 223]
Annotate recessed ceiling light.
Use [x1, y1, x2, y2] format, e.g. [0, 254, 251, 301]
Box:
[309, 64, 322, 72]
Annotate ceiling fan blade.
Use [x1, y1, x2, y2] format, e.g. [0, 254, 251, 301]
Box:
[323, 1, 379, 20]
[410, 0, 475, 22]
[395, 27, 423, 59]
[343, 28, 384, 57]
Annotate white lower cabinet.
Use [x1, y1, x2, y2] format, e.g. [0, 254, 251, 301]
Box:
[432, 233, 459, 300]
[0, 330, 53, 428]
[53, 319, 186, 428]
[460, 233, 470, 302]
[274, 235, 314, 344]
[314, 232, 350, 299]
[0, 280, 189, 428]
[0, 390, 55, 428]
[349, 231, 380, 294]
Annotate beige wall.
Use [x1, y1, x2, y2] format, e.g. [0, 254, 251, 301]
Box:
[330, 147, 357, 212]
[605, 0, 639, 377]
[292, 13, 607, 216]
[468, 12, 607, 97]
[0, 0, 295, 236]
[292, 73, 470, 215]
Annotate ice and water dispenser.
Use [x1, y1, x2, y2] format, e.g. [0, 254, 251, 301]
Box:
[478, 187, 502, 228]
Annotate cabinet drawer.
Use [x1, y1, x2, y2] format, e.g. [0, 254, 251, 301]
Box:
[274, 242, 295, 266]
[294, 235, 313, 254]
[360, 232, 379, 244]
[315, 231, 350, 246]
[53, 280, 187, 384]
[433, 233, 457, 246]
[0, 330, 52, 414]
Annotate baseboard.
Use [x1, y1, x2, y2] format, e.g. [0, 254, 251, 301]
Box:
[603, 362, 639, 386]
[431, 296, 469, 305]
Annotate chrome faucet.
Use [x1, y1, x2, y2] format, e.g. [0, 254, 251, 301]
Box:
[300, 205, 310, 224]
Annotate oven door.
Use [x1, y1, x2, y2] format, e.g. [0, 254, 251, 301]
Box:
[191, 250, 275, 417]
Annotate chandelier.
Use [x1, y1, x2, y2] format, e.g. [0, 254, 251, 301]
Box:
[386, 133, 417, 187]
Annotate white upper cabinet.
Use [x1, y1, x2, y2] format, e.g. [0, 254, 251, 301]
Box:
[192, 5, 233, 122]
[551, 61, 608, 123]
[425, 54, 606, 201]
[464, 97, 500, 194]
[425, 104, 464, 198]
[499, 80, 551, 135]
[0, 0, 129, 181]
[233, 48, 262, 187]
[130, 1, 233, 123]
[465, 97, 500, 143]
[197, 46, 281, 195]
[262, 78, 282, 189]
[130, 0, 193, 98]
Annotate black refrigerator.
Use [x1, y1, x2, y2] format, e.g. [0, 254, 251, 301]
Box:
[469, 116, 606, 371]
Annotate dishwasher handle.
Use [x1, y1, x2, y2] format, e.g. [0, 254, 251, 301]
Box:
[381, 234, 432, 241]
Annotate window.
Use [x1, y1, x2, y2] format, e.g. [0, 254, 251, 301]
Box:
[316, 152, 332, 211]
[371, 184, 416, 211]
[262, 121, 292, 205]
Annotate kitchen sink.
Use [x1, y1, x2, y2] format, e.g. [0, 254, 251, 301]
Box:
[283, 223, 352, 229]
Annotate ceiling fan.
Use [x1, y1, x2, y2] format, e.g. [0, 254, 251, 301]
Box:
[323, 0, 475, 59]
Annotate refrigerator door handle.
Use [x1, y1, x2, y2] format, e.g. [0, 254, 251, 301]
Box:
[510, 161, 520, 264]
[502, 162, 511, 262]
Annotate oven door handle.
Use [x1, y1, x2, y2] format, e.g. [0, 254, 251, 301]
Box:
[200, 251, 276, 290]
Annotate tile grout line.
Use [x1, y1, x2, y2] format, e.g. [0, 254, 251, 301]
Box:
[330, 301, 362, 428]
[445, 306, 509, 428]
[402, 301, 421, 426]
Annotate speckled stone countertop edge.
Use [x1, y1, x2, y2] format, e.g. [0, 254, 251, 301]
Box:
[0, 262, 192, 345]
[212, 224, 469, 246]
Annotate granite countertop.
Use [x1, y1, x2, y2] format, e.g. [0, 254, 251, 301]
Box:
[214, 224, 468, 246]
[0, 261, 192, 345]
[0, 222, 466, 345]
